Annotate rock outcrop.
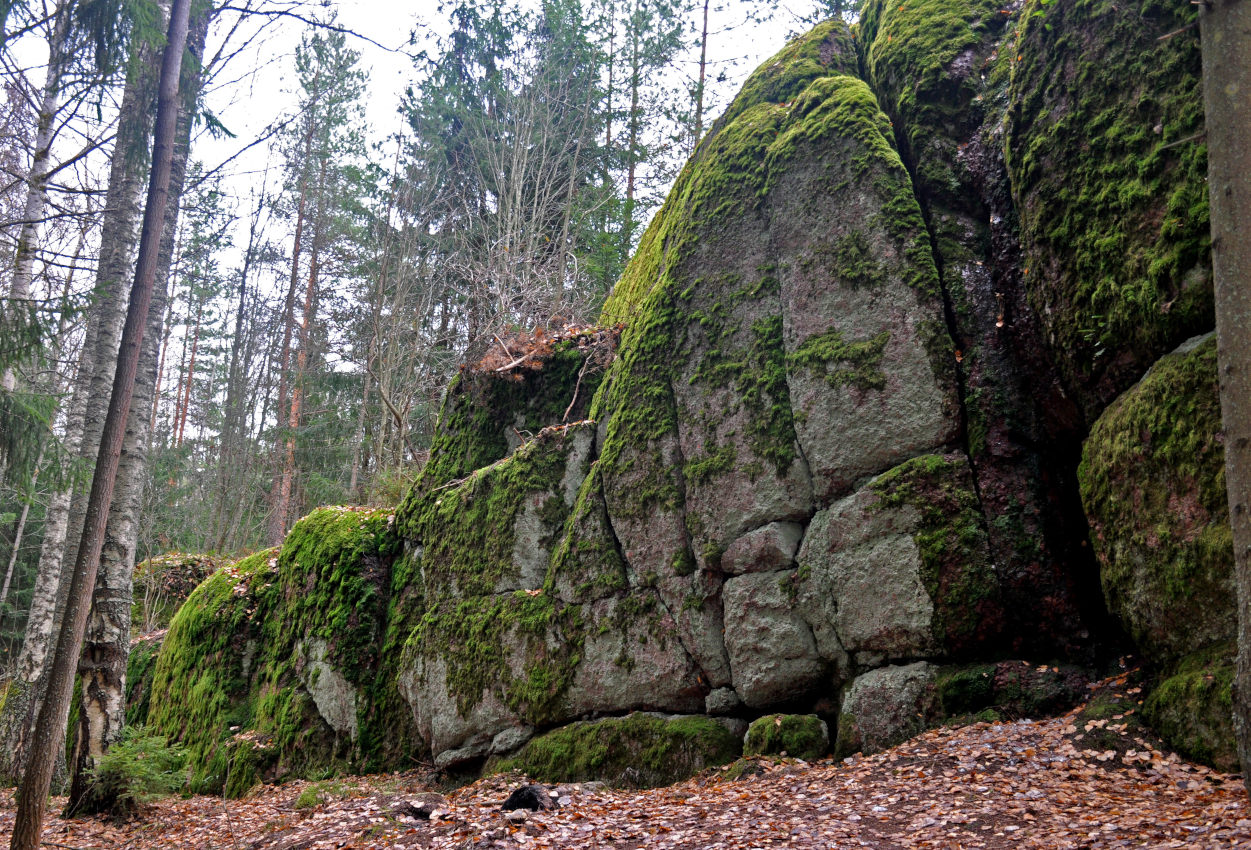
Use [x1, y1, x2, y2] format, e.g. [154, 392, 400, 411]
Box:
[144, 0, 1226, 791]
[1081, 334, 1236, 769]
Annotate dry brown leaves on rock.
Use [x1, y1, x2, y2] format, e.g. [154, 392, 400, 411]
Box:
[4, 688, 1249, 849]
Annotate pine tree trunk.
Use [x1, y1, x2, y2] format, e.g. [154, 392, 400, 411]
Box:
[1200, 0, 1251, 793]
[9, 0, 191, 841]
[693, 0, 710, 151]
[175, 297, 202, 447]
[269, 165, 309, 545]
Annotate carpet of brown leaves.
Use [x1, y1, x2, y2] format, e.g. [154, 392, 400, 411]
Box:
[4, 682, 1250, 849]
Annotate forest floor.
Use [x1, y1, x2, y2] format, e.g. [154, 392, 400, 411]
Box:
[3, 674, 1250, 849]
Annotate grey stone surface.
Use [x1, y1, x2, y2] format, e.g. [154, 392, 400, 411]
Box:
[567, 592, 706, 716]
[723, 572, 826, 708]
[798, 486, 937, 659]
[297, 638, 358, 740]
[721, 522, 805, 575]
[838, 662, 937, 755]
[705, 687, 743, 715]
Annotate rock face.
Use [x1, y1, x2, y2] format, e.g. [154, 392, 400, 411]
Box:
[1081, 334, 1236, 768]
[146, 1, 1225, 788]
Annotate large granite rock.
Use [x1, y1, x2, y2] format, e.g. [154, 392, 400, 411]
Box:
[1080, 334, 1233, 663]
[858, 0, 1104, 655]
[1080, 334, 1236, 769]
[143, 5, 1221, 788]
[1007, 0, 1210, 417]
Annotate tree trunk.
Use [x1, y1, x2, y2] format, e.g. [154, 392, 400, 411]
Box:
[623, 8, 641, 252]
[269, 154, 310, 545]
[693, 0, 710, 150]
[175, 296, 202, 447]
[0, 450, 42, 609]
[1200, 0, 1251, 794]
[9, 0, 191, 842]
[0, 30, 157, 780]
[2, 0, 71, 393]
[64, 5, 209, 812]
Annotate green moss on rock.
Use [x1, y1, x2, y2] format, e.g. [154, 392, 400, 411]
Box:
[414, 338, 608, 492]
[1143, 645, 1236, 772]
[147, 506, 400, 795]
[1007, 0, 1211, 413]
[125, 634, 164, 727]
[1079, 335, 1233, 663]
[742, 714, 829, 760]
[493, 713, 741, 787]
[870, 454, 1002, 653]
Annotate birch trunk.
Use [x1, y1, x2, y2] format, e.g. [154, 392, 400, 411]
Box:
[0, 1, 161, 787]
[1, 0, 72, 392]
[9, 0, 191, 837]
[65, 5, 211, 813]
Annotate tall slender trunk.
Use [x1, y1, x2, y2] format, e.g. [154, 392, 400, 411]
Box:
[0, 17, 160, 784]
[65, 5, 212, 813]
[1201, 0, 1251, 791]
[10, 0, 191, 841]
[149, 290, 173, 436]
[174, 296, 202, 447]
[623, 11, 642, 252]
[214, 181, 266, 548]
[693, 0, 710, 151]
[0, 450, 42, 609]
[2, 0, 72, 393]
[277, 175, 324, 536]
[269, 141, 310, 544]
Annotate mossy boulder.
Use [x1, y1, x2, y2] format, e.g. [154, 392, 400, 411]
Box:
[796, 453, 1001, 667]
[124, 633, 164, 727]
[1080, 334, 1233, 664]
[858, 0, 1100, 655]
[1080, 336, 1234, 768]
[933, 661, 1090, 721]
[836, 662, 938, 756]
[492, 713, 741, 787]
[1142, 645, 1236, 772]
[742, 714, 829, 760]
[591, 17, 964, 706]
[1007, 0, 1210, 417]
[389, 423, 706, 768]
[146, 507, 399, 795]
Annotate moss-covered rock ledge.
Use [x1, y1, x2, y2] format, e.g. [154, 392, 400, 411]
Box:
[140, 4, 1226, 791]
[1080, 334, 1236, 769]
[146, 507, 398, 795]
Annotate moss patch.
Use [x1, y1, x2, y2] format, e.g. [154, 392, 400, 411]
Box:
[1143, 644, 1236, 772]
[414, 338, 608, 492]
[742, 714, 828, 760]
[146, 507, 400, 795]
[493, 713, 741, 787]
[1007, 0, 1210, 412]
[125, 634, 164, 727]
[870, 454, 1002, 653]
[1079, 335, 1233, 663]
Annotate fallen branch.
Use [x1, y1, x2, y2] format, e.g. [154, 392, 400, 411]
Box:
[1159, 130, 1206, 151]
[563, 355, 593, 424]
[495, 353, 532, 372]
[493, 334, 514, 361]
